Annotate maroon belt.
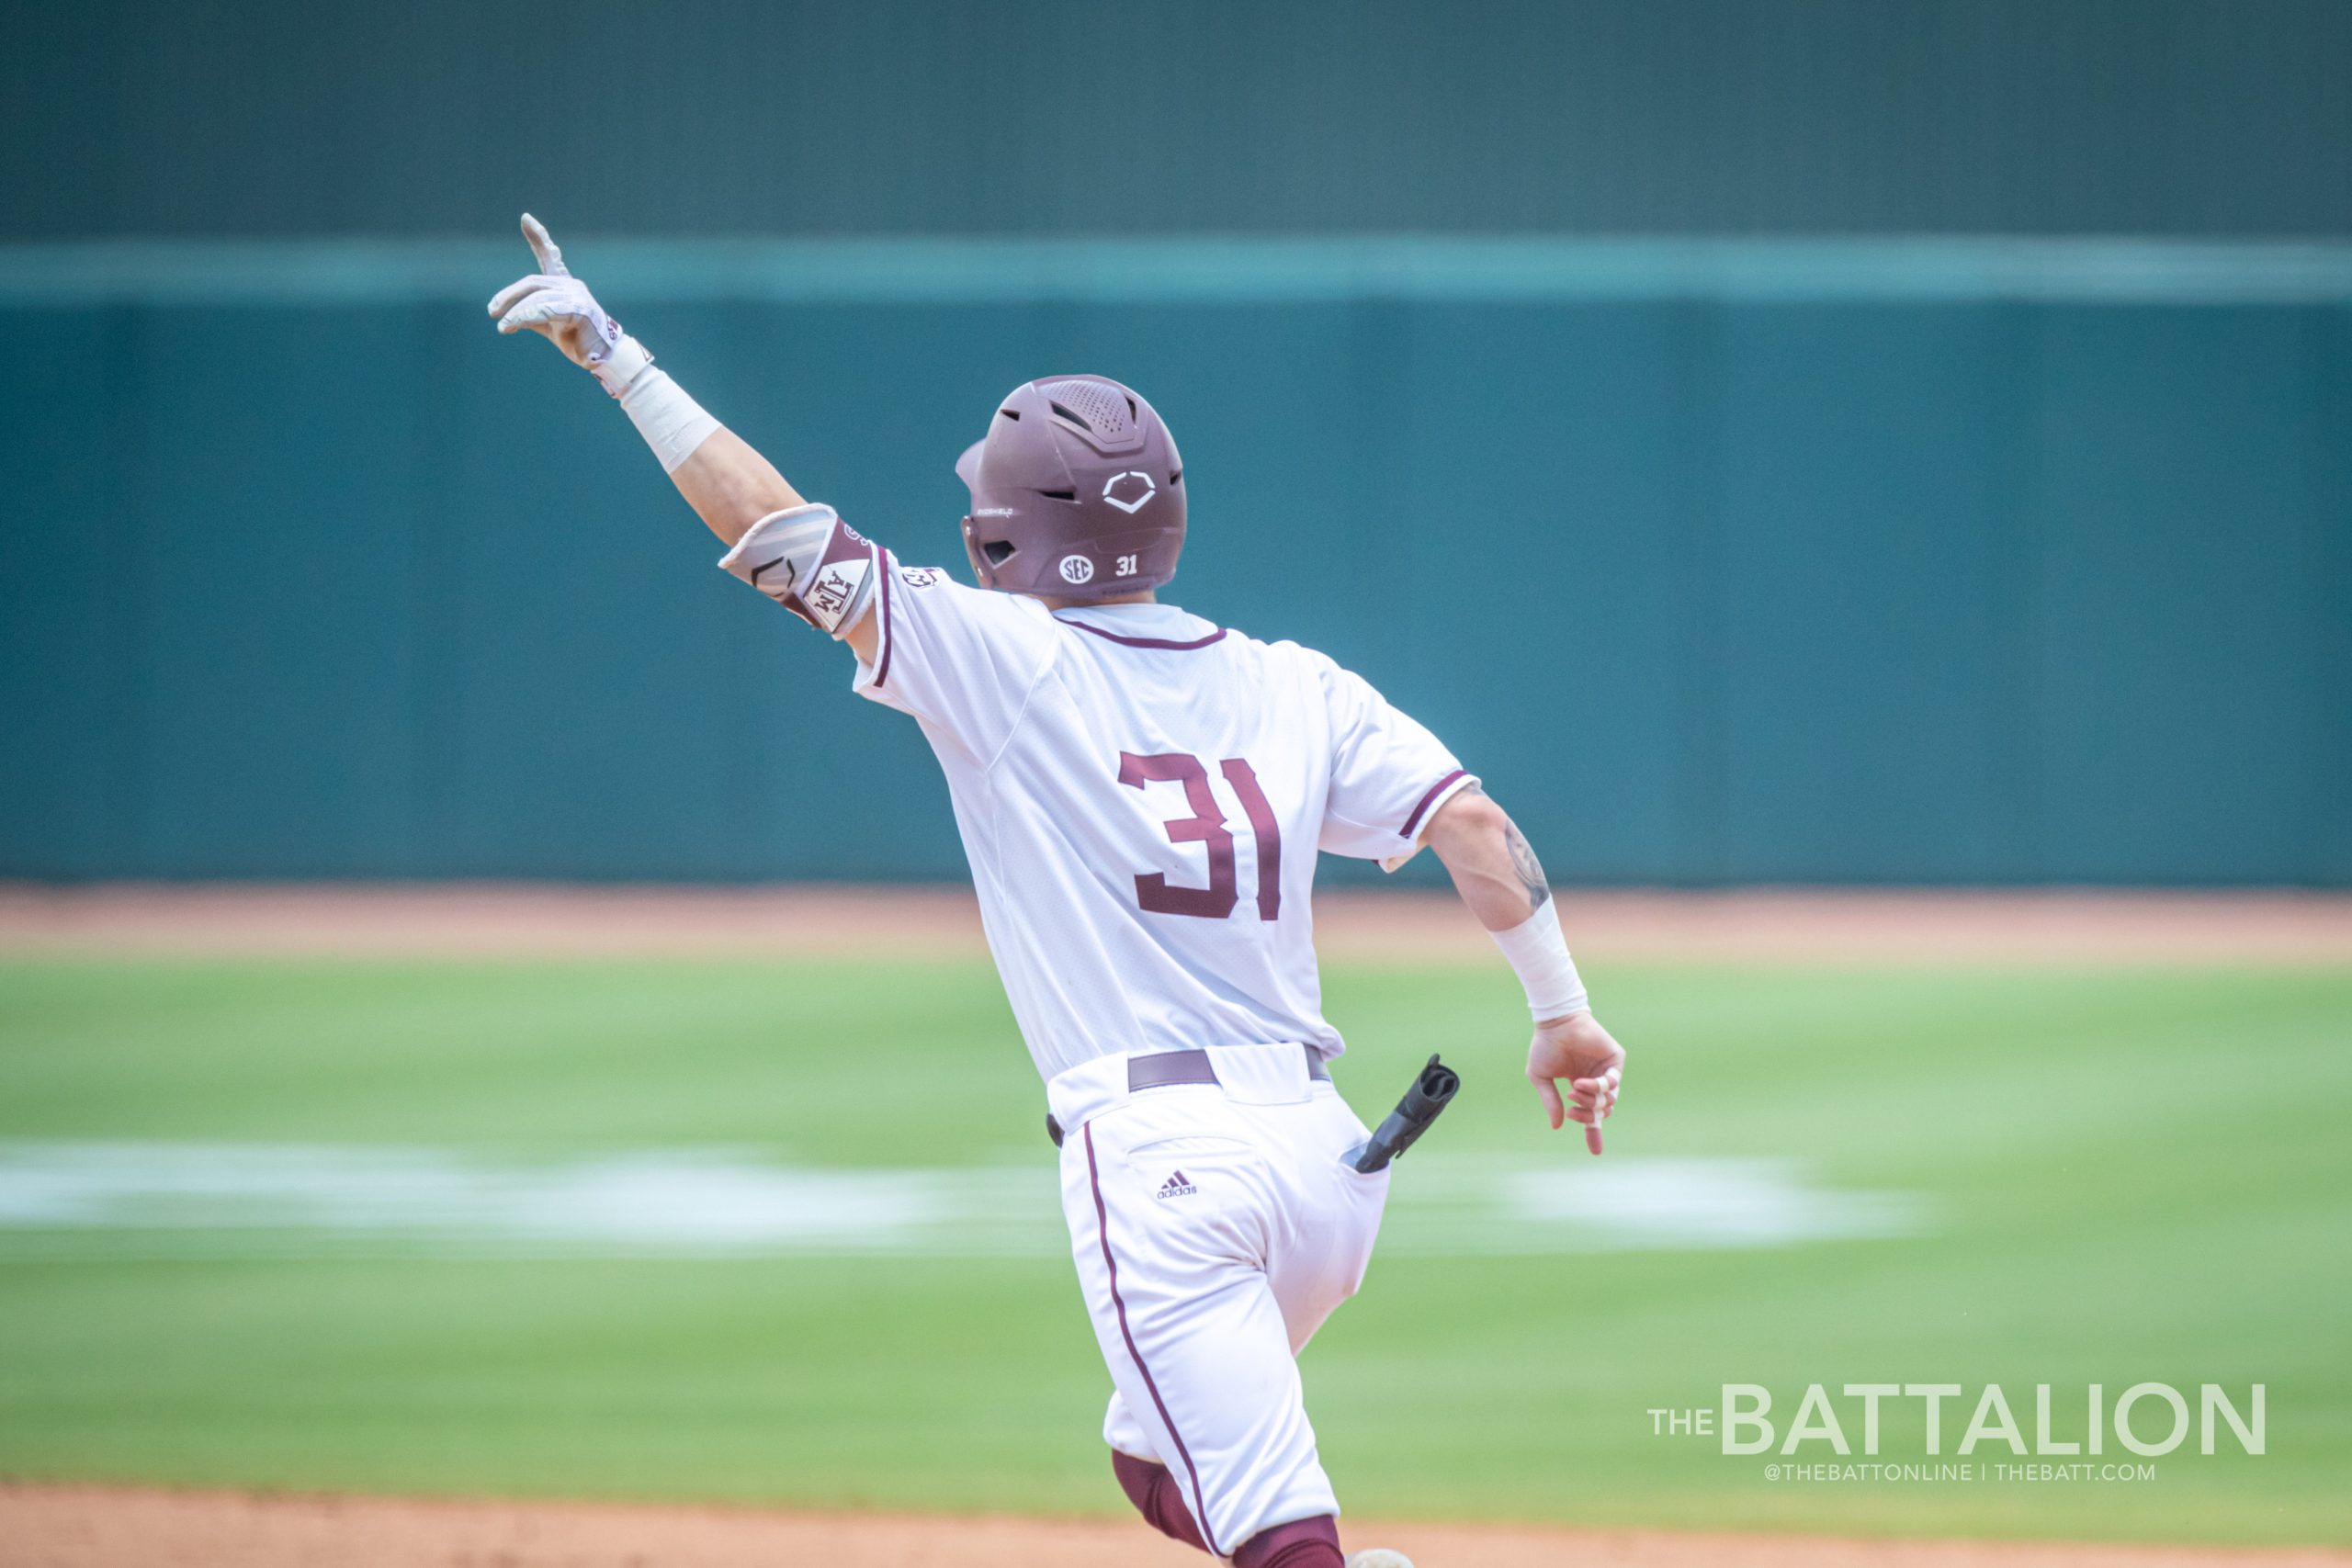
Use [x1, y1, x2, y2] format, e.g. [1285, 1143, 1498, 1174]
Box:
[1127, 1043, 1329, 1091]
[1046, 1045, 1330, 1145]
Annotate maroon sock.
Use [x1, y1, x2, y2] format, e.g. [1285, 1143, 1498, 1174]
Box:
[1232, 1515, 1343, 1568]
[1111, 1450, 1207, 1552]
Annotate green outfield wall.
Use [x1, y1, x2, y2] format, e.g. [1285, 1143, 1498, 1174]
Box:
[4, 240, 2347, 885]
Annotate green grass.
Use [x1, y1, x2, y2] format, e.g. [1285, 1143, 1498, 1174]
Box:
[0, 955, 2346, 1544]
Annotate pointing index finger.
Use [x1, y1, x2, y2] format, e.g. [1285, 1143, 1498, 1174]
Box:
[486, 275, 556, 319]
[520, 214, 568, 277]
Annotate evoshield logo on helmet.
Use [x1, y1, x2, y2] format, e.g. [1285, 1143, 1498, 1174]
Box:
[1102, 470, 1156, 513]
[955, 374, 1186, 600]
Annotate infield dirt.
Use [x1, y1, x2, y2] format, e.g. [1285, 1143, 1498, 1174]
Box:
[4, 1484, 2349, 1568]
[2, 882, 2346, 964]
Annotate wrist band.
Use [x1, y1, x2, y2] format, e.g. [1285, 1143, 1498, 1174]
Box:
[610, 342, 720, 473]
[1490, 901, 1589, 1021]
[590, 333, 651, 396]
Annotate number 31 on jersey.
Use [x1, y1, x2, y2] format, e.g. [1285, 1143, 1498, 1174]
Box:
[1118, 751, 1282, 922]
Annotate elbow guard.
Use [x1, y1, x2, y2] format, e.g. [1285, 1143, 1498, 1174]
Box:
[717, 504, 880, 637]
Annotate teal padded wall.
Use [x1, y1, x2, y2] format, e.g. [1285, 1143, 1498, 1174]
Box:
[6, 0, 2351, 241]
[3, 240, 2347, 885]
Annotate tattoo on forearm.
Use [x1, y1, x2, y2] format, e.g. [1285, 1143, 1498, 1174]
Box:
[1505, 820, 1551, 911]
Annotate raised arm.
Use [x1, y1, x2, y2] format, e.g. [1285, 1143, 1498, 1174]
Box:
[1421, 786, 1625, 1151]
[489, 215, 876, 661]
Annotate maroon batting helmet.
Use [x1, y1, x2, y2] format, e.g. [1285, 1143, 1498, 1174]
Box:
[956, 375, 1186, 599]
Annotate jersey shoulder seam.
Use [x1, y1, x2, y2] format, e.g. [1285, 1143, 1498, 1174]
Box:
[977, 604, 1067, 778]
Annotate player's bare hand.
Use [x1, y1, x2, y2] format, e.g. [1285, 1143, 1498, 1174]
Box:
[1527, 1010, 1624, 1155]
[486, 214, 626, 373]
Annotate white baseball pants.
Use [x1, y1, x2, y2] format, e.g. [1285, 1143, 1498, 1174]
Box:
[1050, 1042, 1391, 1558]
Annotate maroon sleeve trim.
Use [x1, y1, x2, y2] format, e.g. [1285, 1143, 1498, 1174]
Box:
[1398, 767, 1469, 838]
[869, 545, 895, 689]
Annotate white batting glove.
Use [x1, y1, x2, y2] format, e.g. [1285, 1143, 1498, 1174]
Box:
[486, 214, 650, 396]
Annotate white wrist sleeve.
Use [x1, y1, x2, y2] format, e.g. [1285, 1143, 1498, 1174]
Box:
[605, 337, 720, 473]
[1490, 901, 1589, 1021]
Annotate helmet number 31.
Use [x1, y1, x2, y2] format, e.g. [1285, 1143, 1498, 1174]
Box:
[1117, 752, 1283, 922]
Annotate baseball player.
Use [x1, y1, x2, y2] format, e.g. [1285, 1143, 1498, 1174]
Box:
[492, 217, 1625, 1568]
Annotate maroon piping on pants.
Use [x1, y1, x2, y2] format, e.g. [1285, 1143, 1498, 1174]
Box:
[1399, 767, 1468, 838]
[1084, 1122, 1220, 1557]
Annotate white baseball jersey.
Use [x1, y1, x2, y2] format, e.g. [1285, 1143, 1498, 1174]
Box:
[848, 553, 1476, 1084]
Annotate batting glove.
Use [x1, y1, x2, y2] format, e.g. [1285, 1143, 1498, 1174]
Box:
[486, 214, 650, 396]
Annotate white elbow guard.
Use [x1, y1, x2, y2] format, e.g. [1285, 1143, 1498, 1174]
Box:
[717, 504, 880, 637]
